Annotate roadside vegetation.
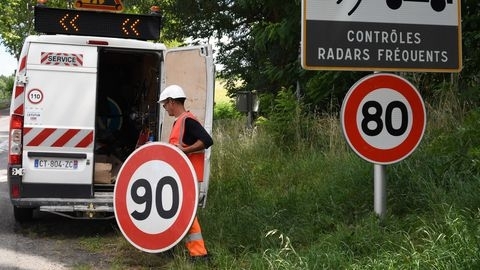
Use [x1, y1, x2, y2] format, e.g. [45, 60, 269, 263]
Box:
[0, 75, 13, 108]
[1, 1, 478, 269]
[68, 79, 480, 269]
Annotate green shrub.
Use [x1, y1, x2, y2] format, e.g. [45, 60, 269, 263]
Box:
[0, 75, 14, 100]
[214, 101, 241, 120]
[257, 88, 313, 150]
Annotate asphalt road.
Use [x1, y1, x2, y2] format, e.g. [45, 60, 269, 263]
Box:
[0, 107, 113, 269]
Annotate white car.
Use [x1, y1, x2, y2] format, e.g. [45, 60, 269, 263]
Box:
[386, 0, 453, 12]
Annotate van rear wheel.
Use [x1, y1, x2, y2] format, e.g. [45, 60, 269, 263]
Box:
[13, 206, 34, 223]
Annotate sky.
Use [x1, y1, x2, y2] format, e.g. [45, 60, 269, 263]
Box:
[0, 44, 18, 76]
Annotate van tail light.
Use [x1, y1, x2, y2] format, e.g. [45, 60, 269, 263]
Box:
[11, 184, 21, 198]
[9, 114, 24, 165]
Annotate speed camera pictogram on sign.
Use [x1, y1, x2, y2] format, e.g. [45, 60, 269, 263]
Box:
[341, 73, 426, 164]
[114, 142, 198, 253]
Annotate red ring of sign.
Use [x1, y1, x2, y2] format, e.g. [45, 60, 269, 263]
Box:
[27, 88, 44, 104]
[342, 73, 426, 164]
[114, 142, 197, 252]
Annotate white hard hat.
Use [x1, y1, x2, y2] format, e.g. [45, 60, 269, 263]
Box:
[159, 85, 186, 102]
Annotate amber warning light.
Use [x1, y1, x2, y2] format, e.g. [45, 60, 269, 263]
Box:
[34, 6, 162, 40]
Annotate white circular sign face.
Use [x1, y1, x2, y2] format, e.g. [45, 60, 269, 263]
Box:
[358, 88, 412, 149]
[341, 73, 426, 164]
[126, 160, 184, 234]
[114, 142, 198, 253]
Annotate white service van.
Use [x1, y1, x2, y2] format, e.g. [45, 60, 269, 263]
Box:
[7, 34, 214, 222]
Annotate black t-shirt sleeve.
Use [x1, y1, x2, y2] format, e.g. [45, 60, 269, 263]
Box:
[182, 118, 213, 149]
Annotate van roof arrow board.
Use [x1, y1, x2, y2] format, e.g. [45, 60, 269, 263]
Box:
[114, 142, 198, 253]
[301, 0, 462, 72]
[341, 73, 426, 164]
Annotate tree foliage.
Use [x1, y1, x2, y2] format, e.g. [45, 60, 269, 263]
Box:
[0, 0, 478, 113]
[159, 0, 305, 100]
[0, 0, 36, 59]
[0, 0, 169, 58]
[0, 0, 74, 58]
[458, 0, 480, 103]
[159, 0, 480, 113]
[0, 75, 14, 98]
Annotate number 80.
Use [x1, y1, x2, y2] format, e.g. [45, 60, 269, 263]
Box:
[361, 100, 408, 137]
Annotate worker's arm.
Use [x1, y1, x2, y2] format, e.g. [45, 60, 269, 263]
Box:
[178, 139, 206, 154]
[178, 118, 213, 154]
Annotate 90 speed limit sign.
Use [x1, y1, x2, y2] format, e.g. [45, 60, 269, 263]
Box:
[341, 73, 426, 165]
[114, 142, 198, 253]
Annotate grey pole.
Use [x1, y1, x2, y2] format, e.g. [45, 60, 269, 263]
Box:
[374, 164, 386, 218]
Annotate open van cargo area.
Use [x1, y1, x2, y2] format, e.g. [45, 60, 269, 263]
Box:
[94, 49, 161, 187]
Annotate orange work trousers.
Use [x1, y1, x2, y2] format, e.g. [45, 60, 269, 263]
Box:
[185, 216, 208, 257]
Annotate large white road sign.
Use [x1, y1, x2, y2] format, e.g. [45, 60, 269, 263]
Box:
[301, 0, 462, 72]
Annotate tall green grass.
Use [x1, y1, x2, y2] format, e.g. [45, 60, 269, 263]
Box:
[197, 85, 480, 269]
[78, 85, 480, 269]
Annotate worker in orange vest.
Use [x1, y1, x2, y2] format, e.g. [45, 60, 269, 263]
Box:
[158, 84, 213, 261]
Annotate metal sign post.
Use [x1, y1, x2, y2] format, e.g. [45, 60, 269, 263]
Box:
[373, 71, 386, 219]
[374, 164, 386, 218]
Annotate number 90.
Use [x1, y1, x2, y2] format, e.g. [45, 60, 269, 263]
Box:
[130, 176, 179, 221]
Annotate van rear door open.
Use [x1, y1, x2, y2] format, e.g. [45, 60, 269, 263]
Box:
[161, 45, 214, 143]
[162, 45, 215, 207]
[22, 42, 97, 198]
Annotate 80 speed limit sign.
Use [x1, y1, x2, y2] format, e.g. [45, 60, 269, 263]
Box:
[114, 142, 198, 253]
[341, 73, 426, 164]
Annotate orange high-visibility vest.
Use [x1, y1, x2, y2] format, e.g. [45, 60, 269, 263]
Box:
[169, 111, 208, 257]
[169, 111, 205, 181]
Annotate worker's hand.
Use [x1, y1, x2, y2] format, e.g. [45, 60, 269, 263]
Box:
[175, 144, 187, 153]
